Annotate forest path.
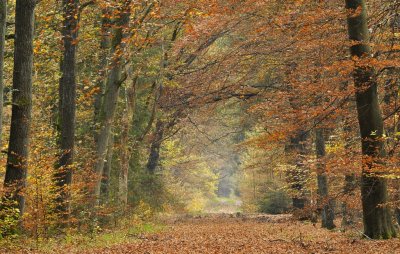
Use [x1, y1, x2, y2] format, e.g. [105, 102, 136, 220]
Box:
[86, 214, 400, 254]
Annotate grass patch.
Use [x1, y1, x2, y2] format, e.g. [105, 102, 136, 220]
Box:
[0, 222, 164, 253]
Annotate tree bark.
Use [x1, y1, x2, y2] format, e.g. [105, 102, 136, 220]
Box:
[341, 115, 358, 227]
[0, 0, 6, 146]
[395, 206, 400, 226]
[345, 0, 396, 239]
[93, 7, 112, 129]
[94, 3, 130, 204]
[315, 128, 335, 229]
[146, 120, 164, 174]
[3, 0, 36, 216]
[285, 130, 309, 209]
[118, 83, 135, 207]
[55, 0, 79, 217]
[100, 132, 114, 203]
[96, 7, 112, 205]
[341, 173, 357, 227]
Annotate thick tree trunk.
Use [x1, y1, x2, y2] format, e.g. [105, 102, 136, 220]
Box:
[315, 128, 335, 229]
[94, 4, 130, 203]
[345, 0, 396, 239]
[0, 0, 6, 146]
[3, 0, 36, 216]
[55, 0, 79, 217]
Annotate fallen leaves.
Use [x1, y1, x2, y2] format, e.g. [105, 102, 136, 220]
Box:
[83, 214, 400, 254]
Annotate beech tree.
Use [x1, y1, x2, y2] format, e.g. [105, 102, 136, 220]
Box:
[315, 128, 335, 229]
[0, 0, 5, 145]
[95, 6, 112, 203]
[345, 0, 396, 239]
[285, 130, 309, 210]
[3, 0, 36, 216]
[1, 0, 400, 246]
[55, 0, 80, 216]
[93, 1, 131, 203]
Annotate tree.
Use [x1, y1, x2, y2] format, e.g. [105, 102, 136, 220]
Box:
[94, 5, 113, 204]
[345, 0, 396, 239]
[94, 6, 111, 131]
[315, 128, 335, 229]
[93, 1, 131, 203]
[146, 120, 164, 174]
[55, 0, 80, 217]
[3, 0, 36, 216]
[118, 81, 135, 206]
[0, 0, 6, 146]
[285, 130, 309, 210]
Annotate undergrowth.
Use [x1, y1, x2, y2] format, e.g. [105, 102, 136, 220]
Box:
[0, 220, 164, 253]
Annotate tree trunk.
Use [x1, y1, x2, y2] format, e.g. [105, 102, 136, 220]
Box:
[55, 0, 79, 217]
[118, 83, 135, 207]
[285, 130, 309, 209]
[93, 7, 112, 129]
[100, 132, 114, 203]
[341, 115, 358, 227]
[94, 3, 130, 204]
[0, 0, 6, 146]
[3, 0, 36, 216]
[118, 136, 129, 206]
[96, 7, 112, 205]
[345, 0, 396, 239]
[146, 120, 164, 174]
[341, 173, 357, 227]
[315, 128, 335, 229]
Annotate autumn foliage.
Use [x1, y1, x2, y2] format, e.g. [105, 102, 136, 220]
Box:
[0, 0, 399, 251]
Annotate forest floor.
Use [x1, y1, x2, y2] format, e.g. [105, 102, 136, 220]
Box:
[82, 214, 400, 254]
[3, 214, 400, 253]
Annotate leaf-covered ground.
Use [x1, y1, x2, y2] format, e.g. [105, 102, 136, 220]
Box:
[84, 214, 400, 254]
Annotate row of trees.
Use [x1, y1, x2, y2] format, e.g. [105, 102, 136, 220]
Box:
[0, 0, 398, 241]
[0, 0, 227, 236]
[237, 0, 399, 239]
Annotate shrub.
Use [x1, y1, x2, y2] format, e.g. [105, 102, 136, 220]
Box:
[0, 199, 20, 238]
[258, 190, 291, 214]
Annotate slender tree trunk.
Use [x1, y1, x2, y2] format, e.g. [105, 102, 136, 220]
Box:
[285, 130, 309, 209]
[118, 83, 135, 207]
[0, 0, 6, 146]
[94, 7, 111, 129]
[55, 0, 79, 217]
[141, 25, 182, 177]
[100, 132, 114, 202]
[94, 3, 130, 203]
[394, 178, 400, 226]
[146, 120, 164, 174]
[96, 7, 112, 205]
[3, 0, 36, 216]
[118, 138, 129, 206]
[341, 115, 358, 227]
[342, 173, 357, 226]
[315, 128, 335, 229]
[345, 0, 396, 239]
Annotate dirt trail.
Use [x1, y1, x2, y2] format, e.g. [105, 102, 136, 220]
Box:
[87, 214, 400, 254]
